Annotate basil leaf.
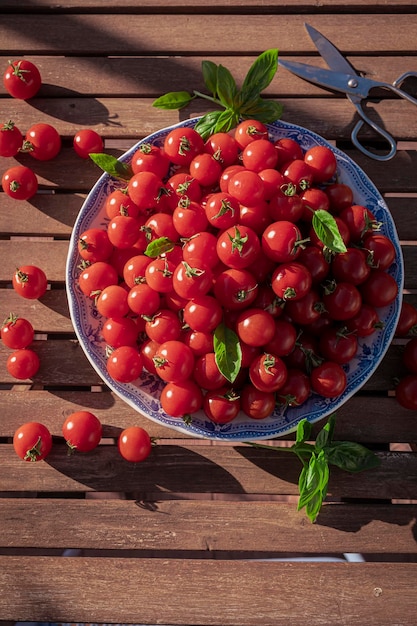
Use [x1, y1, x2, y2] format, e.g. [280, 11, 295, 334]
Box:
[89, 153, 133, 181]
[202, 60, 219, 96]
[241, 97, 284, 123]
[216, 64, 237, 109]
[240, 49, 279, 104]
[312, 210, 348, 253]
[305, 491, 324, 523]
[144, 237, 175, 258]
[326, 441, 381, 473]
[194, 110, 225, 140]
[152, 91, 194, 110]
[295, 418, 312, 445]
[214, 108, 240, 134]
[298, 453, 320, 510]
[213, 322, 242, 384]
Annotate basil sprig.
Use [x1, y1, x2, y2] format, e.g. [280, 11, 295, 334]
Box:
[153, 50, 284, 140]
[247, 414, 380, 523]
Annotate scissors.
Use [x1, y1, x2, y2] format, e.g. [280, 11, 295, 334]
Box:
[278, 23, 417, 161]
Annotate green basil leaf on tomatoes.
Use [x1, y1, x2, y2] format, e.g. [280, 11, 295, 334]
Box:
[312, 209, 347, 254]
[240, 49, 279, 104]
[144, 236, 175, 258]
[213, 322, 242, 384]
[241, 98, 284, 123]
[152, 90, 195, 110]
[89, 153, 133, 180]
[216, 64, 238, 109]
[202, 60, 219, 96]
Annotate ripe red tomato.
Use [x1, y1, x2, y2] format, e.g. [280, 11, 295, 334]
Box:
[172, 260, 213, 300]
[153, 340, 194, 383]
[3, 59, 42, 99]
[13, 422, 52, 462]
[240, 383, 276, 419]
[127, 171, 162, 212]
[127, 282, 161, 316]
[193, 351, 228, 390]
[403, 337, 417, 374]
[261, 220, 303, 263]
[331, 247, 371, 285]
[145, 308, 182, 343]
[395, 301, 417, 337]
[12, 265, 47, 299]
[213, 267, 258, 310]
[1, 314, 34, 349]
[304, 145, 337, 183]
[182, 231, 219, 269]
[319, 326, 359, 365]
[249, 352, 288, 392]
[107, 214, 143, 249]
[2, 165, 38, 200]
[395, 375, 417, 410]
[163, 126, 204, 166]
[160, 379, 203, 417]
[78, 227, 113, 263]
[118, 426, 152, 462]
[7, 348, 40, 380]
[78, 261, 118, 299]
[339, 204, 379, 242]
[242, 138, 278, 172]
[203, 387, 241, 424]
[183, 294, 222, 333]
[189, 152, 222, 186]
[322, 281, 362, 321]
[96, 284, 130, 318]
[281, 159, 314, 191]
[131, 143, 170, 179]
[172, 198, 209, 237]
[204, 131, 239, 167]
[0, 120, 23, 156]
[359, 269, 398, 309]
[23, 123, 61, 160]
[216, 224, 261, 270]
[106, 345, 143, 383]
[271, 261, 312, 301]
[101, 316, 139, 348]
[236, 307, 276, 347]
[362, 233, 396, 271]
[205, 192, 240, 230]
[310, 361, 347, 398]
[276, 368, 311, 408]
[234, 119, 268, 149]
[274, 137, 304, 165]
[73, 129, 104, 158]
[62, 411, 102, 453]
[324, 183, 354, 213]
[228, 169, 265, 206]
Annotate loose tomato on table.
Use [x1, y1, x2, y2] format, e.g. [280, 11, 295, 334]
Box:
[7, 348, 40, 380]
[0, 120, 22, 156]
[395, 375, 417, 411]
[3, 59, 42, 99]
[12, 265, 47, 300]
[13, 422, 52, 462]
[118, 426, 152, 462]
[395, 301, 417, 337]
[23, 122, 61, 161]
[73, 129, 104, 158]
[62, 411, 102, 454]
[1, 314, 34, 349]
[402, 337, 417, 375]
[2, 165, 38, 200]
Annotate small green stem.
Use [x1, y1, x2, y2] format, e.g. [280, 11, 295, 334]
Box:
[192, 90, 223, 106]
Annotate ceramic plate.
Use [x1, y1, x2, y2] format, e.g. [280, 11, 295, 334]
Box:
[66, 118, 404, 441]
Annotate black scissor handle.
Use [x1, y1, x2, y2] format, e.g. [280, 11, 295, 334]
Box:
[351, 103, 397, 161]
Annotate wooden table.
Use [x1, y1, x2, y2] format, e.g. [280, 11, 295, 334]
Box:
[1, 1, 417, 625]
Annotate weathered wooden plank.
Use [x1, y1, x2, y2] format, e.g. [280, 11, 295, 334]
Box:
[1, 499, 416, 553]
[0, 290, 72, 333]
[1, 556, 416, 625]
[0, 240, 69, 284]
[0, 14, 416, 55]
[1, 443, 416, 499]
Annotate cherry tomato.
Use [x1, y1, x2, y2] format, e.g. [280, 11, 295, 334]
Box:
[107, 214, 142, 249]
[183, 294, 222, 333]
[161, 379, 203, 417]
[310, 361, 347, 398]
[242, 138, 278, 172]
[304, 145, 337, 183]
[363, 233, 396, 270]
[172, 260, 213, 300]
[285, 289, 324, 327]
[78, 227, 113, 263]
[395, 301, 417, 337]
[2, 165, 38, 200]
[234, 119, 268, 149]
[345, 304, 381, 337]
[258, 169, 286, 201]
[173, 198, 209, 237]
[216, 224, 261, 270]
[73, 129, 104, 158]
[193, 351, 228, 390]
[3, 59, 42, 99]
[228, 169, 265, 206]
[182, 231, 219, 269]
[189, 152, 222, 186]
[281, 159, 314, 191]
[324, 183, 354, 214]
[359, 269, 398, 309]
[213, 268, 258, 310]
[268, 189, 305, 223]
[261, 220, 303, 263]
[101, 316, 139, 348]
[78, 261, 118, 299]
[127, 282, 161, 316]
[13, 422, 52, 462]
[271, 261, 312, 302]
[0, 120, 22, 156]
[319, 326, 359, 365]
[123, 254, 151, 288]
[264, 318, 297, 357]
[236, 307, 276, 347]
[249, 352, 288, 392]
[403, 337, 417, 374]
[131, 143, 170, 179]
[118, 426, 152, 462]
[322, 281, 362, 321]
[276, 368, 311, 408]
[204, 131, 239, 167]
[127, 171, 162, 212]
[274, 137, 304, 165]
[205, 192, 240, 230]
[1, 314, 34, 349]
[7, 348, 40, 380]
[23, 123, 61, 160]
[395, 374, 417, 410]
[331, 247, 371, 285]
[13, 265, 47, 299]
[240, 383, 276, 419]
[181, 329, 214, 356]
[163, 126, 204, 166]
[105, 188, 142, 219]
[153, 340, 195, 383]
[62, 411, 102, 453]
[106, 345, 143, 383]
[166, 171, 202, 203]
[339, 204, 379, 242]
[145, 308, 182, 343]
[203, 387, 241, 424]
[96, 284, 130, 318]
[300, 187, 330, 222]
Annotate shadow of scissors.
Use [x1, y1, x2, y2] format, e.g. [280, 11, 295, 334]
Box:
[279, 23, 417, 161]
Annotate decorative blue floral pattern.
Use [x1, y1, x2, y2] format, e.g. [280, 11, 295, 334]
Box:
[66, 118, 404, 441]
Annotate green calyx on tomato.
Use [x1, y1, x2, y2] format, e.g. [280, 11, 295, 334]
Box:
[24, 436, 43, 462]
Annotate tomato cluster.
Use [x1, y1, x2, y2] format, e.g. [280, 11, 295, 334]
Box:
[75, 119, 400, 425]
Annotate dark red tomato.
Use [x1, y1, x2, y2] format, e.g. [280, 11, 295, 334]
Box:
[249, 352, 288, 392]
[23, 123, 61, 160]
[281, 159, 314, 191]
[203, 387, 241, 424]
[363, 233, 396, 270]
[285, 289, 324, 327]
[189, 152, 222, 187]
[268, 189, 304, 223]
[322, 281, 362, 321]
[271, 262, 312, 302]
[1, 314, 34, 349]
[105, 188, 141, 219]
[319, 326, 359, 365]
[182, 231, 219, 269]
[127, 283, 161, 316]
[73, 129, 104, 158]
[101, 316, 139, 348]
[264, 318, 297, 357]
[145, 308, 182, 343]
[7, 348, 40, 380]
[164, 126, 204, 166]
[345, 304, 381, 337]
[123, 254, 151, 288]
[205, 192, 240, 230]
[13, 265, 47, 300]
[304, 145, 337, 183]
[153, 340, 194, 383]
[62, 411, 102, 453]
[310, 361, 347, 398]
[172, 260, 213, 300]
[96, 284, 130, 318]
[395, 301, 417, 337]
[167, 172, 202, 203]
[118, 426, 152, 462]
[216, 224, 261, 270]
[204, 131, 239, 167]
[395, 375, 417, 410]
[161, 379, 203, 417]
[2, 165, 38, 200]
[402, 337, 417, 374]
[309, 216, 351, 250]
[324, 183, 354, 214]
[276, 368, 311, 408]
[252, 284, 283, 318]
[128, 171, 162, 212]
[213, 267, 258, 310]
[193, 351, 228, 390]
[13, 422, 52, 462]
[258, 168, 286, 201]
[183, 294, 222, 333]
[173, 198, 209, 238]
[236, 307, 276, 347]
[4, 59, 41, 99]
[242, 138, 278, 172]
[261, 220, 303, 263]
[234, 119, 268, 149]
[181, 329, 213, 356]
[140, 338, 160, 375]
[239, 200, 271, 235]
[240, 383, 276, 419]
[107, 345, 143, 383]
[339, 204, 379, 242]
[359, 269, 398, 308]
[274, 137, 304, 166]
[297, 245, 330, 284]
[131, 143, 170, 179]
[284, 333, 320, 373]
[331, 247, 371, 285]
[78, 227, 113, 263]
[0, 120, 22, 156]
[300, 187, 330, 222]
[145, 257, 176, 294]
[78, 262, 118, 299]
[228, 169, 265, 206]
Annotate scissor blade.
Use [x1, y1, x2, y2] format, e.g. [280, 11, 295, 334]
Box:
[304, 23, 358, 76]
[278, 59, 369, 99]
